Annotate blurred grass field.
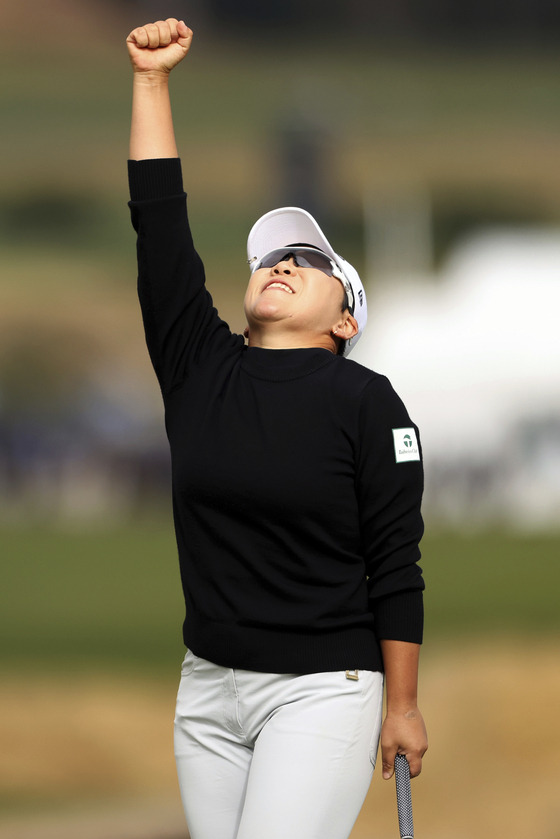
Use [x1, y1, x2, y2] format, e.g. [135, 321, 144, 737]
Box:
[1, 523, 559, 839]
[2, 523, 559, 676]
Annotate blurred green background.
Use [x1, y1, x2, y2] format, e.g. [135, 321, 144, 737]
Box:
[2, 526, 559, 674]
[1, 2, 560, 838]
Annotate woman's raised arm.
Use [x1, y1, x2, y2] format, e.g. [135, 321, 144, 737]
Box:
[127, 18, 193, 160]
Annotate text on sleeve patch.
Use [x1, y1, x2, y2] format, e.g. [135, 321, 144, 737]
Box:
[392, 427, 420, 463]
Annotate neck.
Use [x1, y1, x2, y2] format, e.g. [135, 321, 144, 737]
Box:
[247, 328, 337, 354]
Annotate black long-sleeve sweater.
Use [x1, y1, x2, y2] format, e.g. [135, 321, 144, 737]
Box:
[128, 158, 425, 674]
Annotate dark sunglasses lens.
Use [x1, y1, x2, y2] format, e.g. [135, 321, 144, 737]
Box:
[259, 249, 333, 275]
[259, 250, 290, 269]
[297, 251, 333, 274]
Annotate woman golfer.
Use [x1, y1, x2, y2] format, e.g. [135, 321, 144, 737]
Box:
[127, 18, 427, 839]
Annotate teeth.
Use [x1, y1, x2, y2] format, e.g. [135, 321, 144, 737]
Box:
[266, 282, 294, 293]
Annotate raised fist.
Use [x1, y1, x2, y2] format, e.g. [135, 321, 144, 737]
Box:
[127, 18, 193, 74]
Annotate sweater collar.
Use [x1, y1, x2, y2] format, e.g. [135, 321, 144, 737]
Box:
[241, 346, 335, 381]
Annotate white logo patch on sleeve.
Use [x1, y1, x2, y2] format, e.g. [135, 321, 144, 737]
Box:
[393, 427, 420, 463]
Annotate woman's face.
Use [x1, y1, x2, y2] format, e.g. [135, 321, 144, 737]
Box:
[243, 255, 348, 340]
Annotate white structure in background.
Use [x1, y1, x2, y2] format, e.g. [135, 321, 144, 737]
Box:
[353, 227, 560, 529]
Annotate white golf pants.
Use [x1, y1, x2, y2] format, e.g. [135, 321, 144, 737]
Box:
[174, 651, 384, 839]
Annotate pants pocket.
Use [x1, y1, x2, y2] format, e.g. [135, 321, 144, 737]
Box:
[180, 649, 198, 677]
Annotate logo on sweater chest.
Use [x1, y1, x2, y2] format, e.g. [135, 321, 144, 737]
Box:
[392, 428, 420, 463]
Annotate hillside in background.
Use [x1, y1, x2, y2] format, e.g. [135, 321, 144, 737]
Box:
[2, 0, 560, 527]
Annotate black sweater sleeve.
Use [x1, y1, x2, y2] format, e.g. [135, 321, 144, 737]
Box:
[128, 158, 243, 394]
[356, 375, 425, 643]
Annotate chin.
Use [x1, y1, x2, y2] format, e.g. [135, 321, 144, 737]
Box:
[250, 302, 289, 321]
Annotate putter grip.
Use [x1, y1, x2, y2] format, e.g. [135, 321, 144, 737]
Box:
[394, 753, 414, 839]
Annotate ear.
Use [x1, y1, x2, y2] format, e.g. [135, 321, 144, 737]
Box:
[243, 326, 250, 340]
[332, 314, 358, 342]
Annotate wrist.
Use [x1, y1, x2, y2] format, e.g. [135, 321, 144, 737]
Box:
[385, 701, 420, 717]
[132, 68, 171, 86]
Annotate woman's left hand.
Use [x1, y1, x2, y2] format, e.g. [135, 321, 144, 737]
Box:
[380, 705, 428, 780]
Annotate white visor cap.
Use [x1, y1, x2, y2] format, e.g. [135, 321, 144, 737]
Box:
[247, 207, 367, 357]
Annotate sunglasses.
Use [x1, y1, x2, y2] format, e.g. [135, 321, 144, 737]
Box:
[253, 247, 354, 313]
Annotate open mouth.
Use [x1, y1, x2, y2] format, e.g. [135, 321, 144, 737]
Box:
[263, 281, 295, 294]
